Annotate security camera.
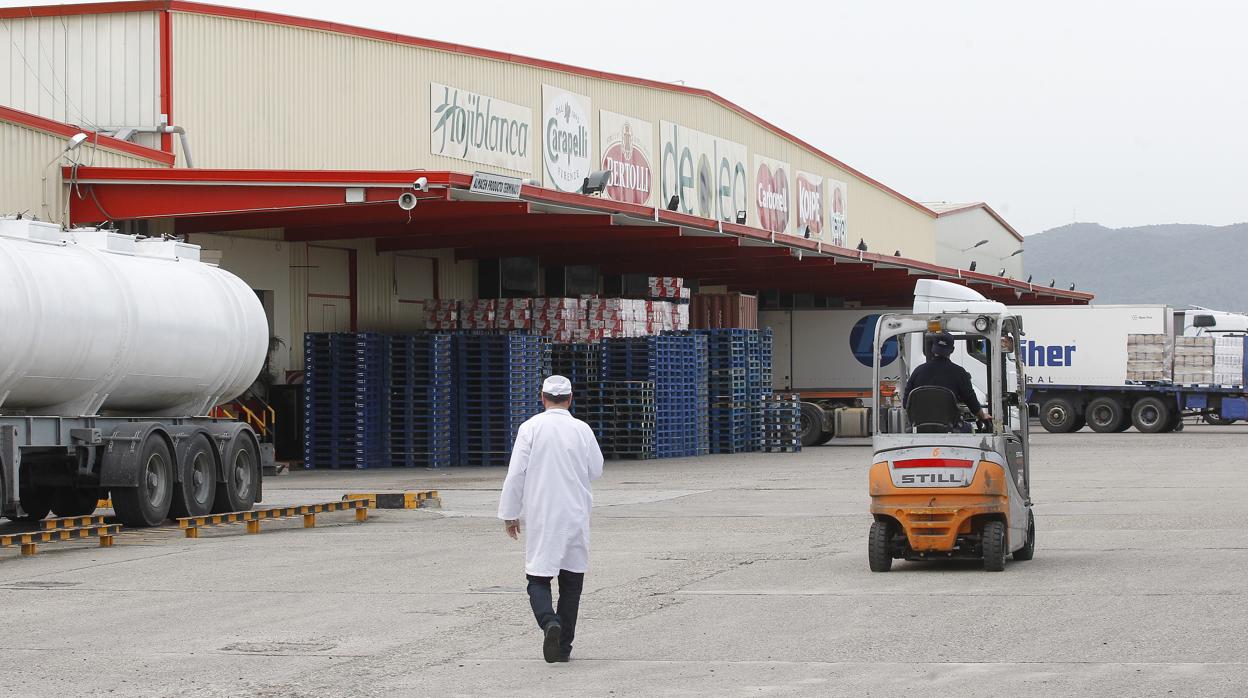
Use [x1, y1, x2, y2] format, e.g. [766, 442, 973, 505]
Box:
[397, 192, 419, 211]
[413, 177, 429, 192]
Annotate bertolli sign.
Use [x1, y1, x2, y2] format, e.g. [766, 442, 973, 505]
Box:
[430, 82, 533, 174]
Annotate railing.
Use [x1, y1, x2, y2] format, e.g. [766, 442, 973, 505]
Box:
[211, 394, 278, 441]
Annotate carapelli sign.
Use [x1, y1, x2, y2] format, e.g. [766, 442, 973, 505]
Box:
[542, 85, 592, 193]
[659, 121, 748, 223]
[794, 170, 824, 239]
[753, 155, 791, 235]
[430, 82, 533, 174]
[600, 110, 653, 206]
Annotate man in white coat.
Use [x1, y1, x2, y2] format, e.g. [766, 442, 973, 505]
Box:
[498, 375, 604, 664]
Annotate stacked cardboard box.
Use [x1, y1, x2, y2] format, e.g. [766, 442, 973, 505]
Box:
[647, 276, 687, 299]
[587, 298, 651, 338]
[424, 300, 461, 331]
[494, 298, 532, 331]
[533, 298, 586, 342]
[1173, 336, 1215, 385]
[1126, 334, 1169, 382]
[461, 300, 497, 330]
[1214, 336, 1245, 386]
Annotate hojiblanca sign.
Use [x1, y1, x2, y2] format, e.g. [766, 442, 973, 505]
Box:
[430, 82, 532, 174]
[542, 85, 592, 193]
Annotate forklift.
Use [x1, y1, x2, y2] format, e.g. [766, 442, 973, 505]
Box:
[867, 312, 1035, 572]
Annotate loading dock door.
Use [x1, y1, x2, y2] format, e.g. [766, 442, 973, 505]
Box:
[393, 255, 436, 330]
[306, 245, 355, 332]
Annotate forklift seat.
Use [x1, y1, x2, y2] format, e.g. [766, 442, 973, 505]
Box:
[906, 386, 963, 433]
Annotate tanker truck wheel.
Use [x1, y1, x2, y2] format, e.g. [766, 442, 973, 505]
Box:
[213, 433, 260, 514]
[18, 485, 53, 521]
[169, 433, 217, 519]
[112, 435, 175, 527]
[51, 487, 102, 518]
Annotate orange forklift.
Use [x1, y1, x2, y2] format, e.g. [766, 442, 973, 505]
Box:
[867, 312, 1035, 572]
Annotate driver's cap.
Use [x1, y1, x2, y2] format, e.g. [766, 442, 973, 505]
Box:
[930, 331, 955, 357]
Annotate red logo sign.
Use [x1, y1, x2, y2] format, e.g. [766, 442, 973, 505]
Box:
[795, 173, 823, 237]
[603, 121, 652, 204]
[756, 162, 790, 233]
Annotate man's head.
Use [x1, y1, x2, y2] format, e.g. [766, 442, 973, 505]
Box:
[928, 331, 955, 359]
[541, 374, 573, 409]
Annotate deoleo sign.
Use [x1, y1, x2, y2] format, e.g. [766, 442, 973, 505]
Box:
[659, 121, 748, 222]
[430, 82, 533, 174]
[542, 85, 592, 193]
[753, 155, 791, 235]
[600, 110, 654, 206]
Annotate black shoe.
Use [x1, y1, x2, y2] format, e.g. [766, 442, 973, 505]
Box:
[543, 623, 562, 663]
[556, 652, 570, 663]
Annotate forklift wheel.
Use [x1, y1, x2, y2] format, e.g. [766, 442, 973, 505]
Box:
[982, 520, 1007, 571]
[1013, 511, 1035, 561]
[868, 521, 893, 572]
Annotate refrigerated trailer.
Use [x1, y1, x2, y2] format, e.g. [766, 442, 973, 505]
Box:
[1, 218, 271, 526]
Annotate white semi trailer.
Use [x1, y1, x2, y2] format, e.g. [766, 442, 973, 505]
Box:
[0, 218, 270, 526]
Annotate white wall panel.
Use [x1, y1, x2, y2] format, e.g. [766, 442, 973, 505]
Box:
[1, 12, 162, 148]
[934, 207, 1024, 279]
[171, 11, 935, 259]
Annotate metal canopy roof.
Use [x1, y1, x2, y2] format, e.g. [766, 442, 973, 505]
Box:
[64, 167, 1092, 306]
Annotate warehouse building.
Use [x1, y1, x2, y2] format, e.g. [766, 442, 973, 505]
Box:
[1, 1, 1088, 456]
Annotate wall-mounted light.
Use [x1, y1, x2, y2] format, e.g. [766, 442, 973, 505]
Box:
[961, 239, 990, 252]
[856, 239, 868, 252]
[736, 210, 747, 224]
[581, 170, 611, 196]
[666, 195, 680, 211]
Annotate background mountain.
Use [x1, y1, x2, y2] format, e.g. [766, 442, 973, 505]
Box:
[1024, 222, 1248, 310]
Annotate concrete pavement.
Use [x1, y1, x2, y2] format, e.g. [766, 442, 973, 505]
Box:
[0, 425, 1245, 697]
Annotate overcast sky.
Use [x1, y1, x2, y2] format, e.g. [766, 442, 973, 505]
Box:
[25, 0, 1248, 234]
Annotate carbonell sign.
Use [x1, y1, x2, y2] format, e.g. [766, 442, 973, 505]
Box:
[430, 82, 532, 174]
[600, 110, 653, 205]
[754, 155, 791, 234]
[542, 85, 592, 192]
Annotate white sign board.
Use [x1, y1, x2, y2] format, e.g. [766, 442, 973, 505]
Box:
[600, 110, 654, 206]
[828, 178, 848, 246]
[541, 85, 593, 192]
[659, 121, 748, 222]
[469, 171, 523, 199]
[794, 170, 824, 240]
[430, 82, 533, 174]
[753, 154, 792, 235]
[1009, 305, 1171, 387]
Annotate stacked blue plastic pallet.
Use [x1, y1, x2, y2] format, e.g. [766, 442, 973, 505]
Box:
[550, 343, 604, 431]
[454, 333, 545, 466]
[303, 332, 388, 469]
[762, 392, 802, 452]
[388, 333, 454, 468]
[704, 329, 754, 454]
[602, 335, 701, 458]
[590, 380, 656, 459]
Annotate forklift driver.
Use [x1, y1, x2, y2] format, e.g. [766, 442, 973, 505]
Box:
[904, 331, 992, 432]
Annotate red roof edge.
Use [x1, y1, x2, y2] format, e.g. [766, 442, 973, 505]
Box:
[1, 0, 934, 219]
[0, 104, 176, 165]
[933, 202, 1024, 242]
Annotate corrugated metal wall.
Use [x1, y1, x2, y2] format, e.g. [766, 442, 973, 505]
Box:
[1, 12, 162, 149]
[170, 11, 935, 259]
[934, 208, 1025, 278]
[0, 119, 163, 223]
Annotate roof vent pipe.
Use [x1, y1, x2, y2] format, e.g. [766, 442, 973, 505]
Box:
[163, 125, 194, 168]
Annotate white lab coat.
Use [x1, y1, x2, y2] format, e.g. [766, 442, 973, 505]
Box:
[497, 408, 604, 577]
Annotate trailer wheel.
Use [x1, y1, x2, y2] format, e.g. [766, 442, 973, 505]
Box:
[169, 433, 217, 519]
[868, 520, 894, 572]
[1204, 411, 1236, 426]
[1131, 397, 1172, 434]
[112, 434, 175, 527]
[1039, 397, 1080, 433]
[1086, 397, 1127, 433]
[213, 432, 260, 514]
[982, 520, 1007, 571]
[1013, 511, 1035, 561]
[51, 487, 101, 518]
[799, 402, 827, 447]
[18, 486, 53, 521]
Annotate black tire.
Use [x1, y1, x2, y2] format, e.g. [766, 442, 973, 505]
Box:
[1013, 511, 1035, 561]
[1113, 419, 1132, 432]
[169, 433, 217, 519]
[1131, 397, 1172, 434]
[51, 487, 101, 518]
[1070, 414, 1087, 432]
[982, 519, 1007, 571]
[1204, 411, 1236, 426]
[112, 434, 175, 527]
[868, 520, 894, 572]
[1085, 397, 1127, 433]
[18, 486, 53, 521]
[1039, 397, 1080, 433]
[799, 402, 827, 447]
[213, 432, 260, 514]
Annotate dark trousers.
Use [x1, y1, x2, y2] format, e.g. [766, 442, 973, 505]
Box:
[526, 570, 585, 656]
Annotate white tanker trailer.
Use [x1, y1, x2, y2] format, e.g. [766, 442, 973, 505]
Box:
[0, 217, 271, 526]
